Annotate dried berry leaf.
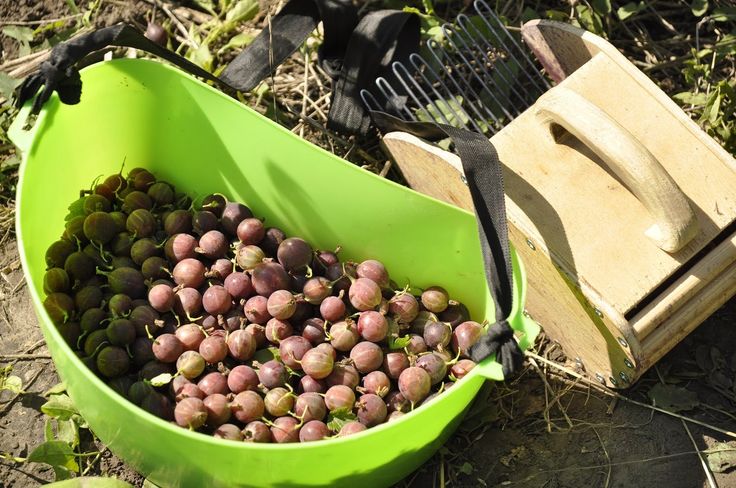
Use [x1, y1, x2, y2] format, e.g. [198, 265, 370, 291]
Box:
[149, 373, 174, 387]
[706, 443, 736, 473]
[647, 383, 699, 412]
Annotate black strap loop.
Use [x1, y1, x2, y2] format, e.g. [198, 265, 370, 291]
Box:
[14, 24, 227, 115]
[370, 111, 523, 378]
[326, 10, 419, 134]
[220, 0, 358, 91]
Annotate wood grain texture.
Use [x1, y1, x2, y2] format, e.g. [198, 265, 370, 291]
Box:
[492, 52, 736, 315]
[632, 233, 736, 341]
[380, 20, 736, 386]
[535, 86, 698, 252]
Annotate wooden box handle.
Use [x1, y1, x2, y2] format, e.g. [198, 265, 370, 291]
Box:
[535, 86, 698, 253]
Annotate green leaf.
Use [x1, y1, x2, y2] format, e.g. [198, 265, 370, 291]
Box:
[421, 0, 435, 15]
[142, 478, 162, 488]
[424, 25, 444, 44]
[672, 91, 708, 106]
[403, 7, 441, 31]
[65, 196, 87, 222]
[520, 7, 539, 24]
[45, 476, 135, 487]
[575, 5, 604, 35]
[591, 0, 612, 15]
[253, 347, 278, 363]
[708, 93, 722, 124]
[326, 407, 357, 432]
[1, 155, 20, 172]
[2, 26, 35, 42]
[0, 72, 21, 99]
[389, 335, 412, 350]
[41, 394, 79, 420]
[56, 419, 80, 448]
[28, 440, 79, 473]
[436, 138, 452, 151]
[149, 373, 174, 387]
[706, 444, 736, 473]
[225, 0, 259, 25]
[218, 32, 254, 54]
[416, 96, 469, 129]
[189, 43, 213, 71]
[460, 462, 474, 475]
[72, 413, 89, 430]
[1, 375, 24, 394]
[45, 418, 55, 442]
[45, 382, 68, 397]
[617, 2, 646, 21]
[647, 383, 700, 412]
[53, 466, 72, 481]
[545, 10, 569, 22]
[712, 7, 736, 22]
[691, 0, 709, 16]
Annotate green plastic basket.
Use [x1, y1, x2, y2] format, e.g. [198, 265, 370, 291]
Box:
[10, 58, 539, 487]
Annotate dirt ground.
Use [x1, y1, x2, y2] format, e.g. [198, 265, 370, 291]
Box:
[2, 236, 735, 487]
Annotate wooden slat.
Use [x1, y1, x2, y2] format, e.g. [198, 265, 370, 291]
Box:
[631, 233, 736, 340]
[640, 257, 736, 368]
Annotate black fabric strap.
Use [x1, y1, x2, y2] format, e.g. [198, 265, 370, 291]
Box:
[370, 111, 523, 378]
[14, 24, 228, 115]
[327, 10, 419, 134]
[221, 0, 357, 90]
[14, 1, 405, 135]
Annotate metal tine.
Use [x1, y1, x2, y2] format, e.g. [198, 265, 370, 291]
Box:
[406, 52, 495, 132]
[449, 17, 526, 119]
[454, 14, 531, 115]
[439, 24, 517, 123]
[360, 89, 382, 113]
[474, 0, 551, 93]
[374, 77, 416, 121]
[428, 29, 509, 125]
[405, 53, 474, 125]
[425, 40, 500, 133]
[408, 52, 501, 132]
[423, 43, 492, 133]
[362, 0, 554, 135]
[391, 60, 460, 128]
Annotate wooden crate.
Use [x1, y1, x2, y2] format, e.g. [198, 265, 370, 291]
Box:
[381, 21, 736, 387]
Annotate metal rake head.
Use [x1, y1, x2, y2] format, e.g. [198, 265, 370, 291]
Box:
[361, 0, 551, 136]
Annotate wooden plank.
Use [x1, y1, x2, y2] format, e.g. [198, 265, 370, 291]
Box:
[491, 53, 736, 315]
[521, 19, 603, 83]
[640, 258, 736, 369]
[521, 20, 736, 172]
[380, 133, 471, 210]
[534, 86, 698, 252]
[508, 213, 641, 387]
[631, 232, 736, 340]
